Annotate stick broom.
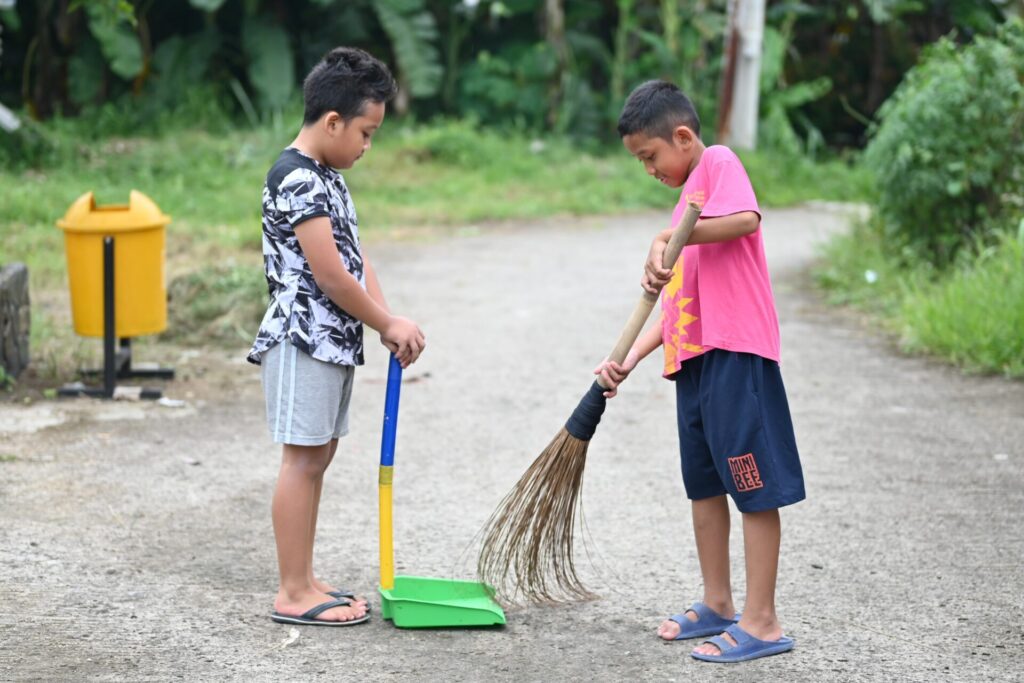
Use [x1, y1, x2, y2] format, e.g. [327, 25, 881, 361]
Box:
[477, 202, 702, 603]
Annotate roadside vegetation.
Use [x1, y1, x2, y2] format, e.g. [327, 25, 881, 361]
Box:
[815, 20, 1024, 378]
[0, 1, 1019, 389]
[1, 111, 868, 380]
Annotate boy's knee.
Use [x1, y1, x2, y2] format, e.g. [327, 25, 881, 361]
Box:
[283, 445, 331, 476]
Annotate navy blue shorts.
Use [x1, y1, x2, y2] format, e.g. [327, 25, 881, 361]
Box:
[674, 349, 805, 512]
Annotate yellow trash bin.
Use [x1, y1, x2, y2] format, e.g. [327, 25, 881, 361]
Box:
[56, 191, 170, 338]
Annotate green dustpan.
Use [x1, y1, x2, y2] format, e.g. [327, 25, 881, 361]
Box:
[379, 576, 505, 628]
[377, 355, 506, 628]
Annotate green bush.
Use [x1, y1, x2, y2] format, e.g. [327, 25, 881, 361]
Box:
[900, 231, 1024, 377]
[864, 19, 1024, 265]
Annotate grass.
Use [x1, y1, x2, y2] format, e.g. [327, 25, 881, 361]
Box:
[0, 118, 868, 284]
[815, 219, 1024, 378]
[0, 115, 869, 384]
[5, 109, 1014, 384]
[900, 234, 1024, 376]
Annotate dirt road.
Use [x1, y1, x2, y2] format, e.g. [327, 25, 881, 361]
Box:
[1, 205, 1021, 682]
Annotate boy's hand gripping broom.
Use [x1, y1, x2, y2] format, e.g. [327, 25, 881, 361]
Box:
[477, 202, 701, 604]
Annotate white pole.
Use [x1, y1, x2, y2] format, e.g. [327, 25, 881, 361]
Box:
[726, 0, 765, 150]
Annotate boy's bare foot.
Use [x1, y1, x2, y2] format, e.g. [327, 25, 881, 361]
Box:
[274, 590, 367, 623]
[311, 577, 368, 609]
[691, 616, 783, 656]
[657, 602, 736, 640]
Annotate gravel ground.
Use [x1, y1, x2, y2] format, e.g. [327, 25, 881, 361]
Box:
[1, 204, 1021, 682]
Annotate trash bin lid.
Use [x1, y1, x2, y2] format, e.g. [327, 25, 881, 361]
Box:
[56, 191, 171, 233]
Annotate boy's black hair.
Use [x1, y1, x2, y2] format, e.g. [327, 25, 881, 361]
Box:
[302, 47, 398, 125]
[617, 80, 701, 140]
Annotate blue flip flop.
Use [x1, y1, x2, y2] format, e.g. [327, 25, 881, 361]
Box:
[270, 598, 370, 627]
[691, 623, 794, 663]
[665, 602, 740, 640]
[328, 590, 372, 613]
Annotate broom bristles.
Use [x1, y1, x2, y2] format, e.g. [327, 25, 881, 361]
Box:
[477, 427, 596, 604]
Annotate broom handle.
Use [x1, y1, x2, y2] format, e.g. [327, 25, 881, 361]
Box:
[602, 202, 701, 372]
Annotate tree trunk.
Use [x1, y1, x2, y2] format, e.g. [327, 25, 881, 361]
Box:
[610, 0, 635, 113]
[441, 3, 465, 114]
[543, 0, 568, 129]
[716, 0, 740, 143]
[866, 19, 886, 115]
[660, 0, 678, 80]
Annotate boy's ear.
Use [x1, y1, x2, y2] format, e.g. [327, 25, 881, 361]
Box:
[323, 111, 344, 133]
[672, 125, 696, 148]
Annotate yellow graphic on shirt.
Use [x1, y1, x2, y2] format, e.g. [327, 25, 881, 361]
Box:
[662, 255, 702, 375]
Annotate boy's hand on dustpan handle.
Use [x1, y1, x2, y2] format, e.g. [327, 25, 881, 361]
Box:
[381, 315, 426, 368]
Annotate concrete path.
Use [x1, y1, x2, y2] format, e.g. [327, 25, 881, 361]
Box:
[1, 205, 1022, 682]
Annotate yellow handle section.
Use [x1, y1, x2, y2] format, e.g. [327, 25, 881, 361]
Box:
[378, 466, 394, 590]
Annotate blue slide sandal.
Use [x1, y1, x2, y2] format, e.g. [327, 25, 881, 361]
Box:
[691, 623, 794, 663]
[666, 602, 740, 640]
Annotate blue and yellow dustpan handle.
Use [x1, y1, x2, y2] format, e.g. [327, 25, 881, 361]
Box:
[379, 354, 402, 591]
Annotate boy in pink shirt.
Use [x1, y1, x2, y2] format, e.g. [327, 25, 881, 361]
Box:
[596, 80, 805, 663]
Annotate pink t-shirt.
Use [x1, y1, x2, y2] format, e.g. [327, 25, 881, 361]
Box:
[660, 145, 780, 376]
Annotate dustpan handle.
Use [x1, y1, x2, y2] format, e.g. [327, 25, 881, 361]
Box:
[380, 354, 403, 467]
[379, 354, 402, 591]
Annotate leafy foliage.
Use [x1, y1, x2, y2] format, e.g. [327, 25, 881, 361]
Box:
[758, 21, 832, 156]
[148, 30, 221, 107]
[864, 19, 1024, 263]
[0, 0, 1019, 155]
[242, 15, 295, 114]
[189, 0, 228, 11]
[372, 0, 442, 98]
[83, 2, 142, 80]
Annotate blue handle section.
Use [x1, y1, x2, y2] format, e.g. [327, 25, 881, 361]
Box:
[379, 354, 403, 467]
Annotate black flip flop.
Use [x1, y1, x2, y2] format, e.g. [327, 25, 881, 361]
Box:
[328, 590, 372, 613]
[270, 598, 370, 626]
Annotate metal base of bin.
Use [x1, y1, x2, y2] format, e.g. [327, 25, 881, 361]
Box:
[58, 236, 173, 401]
[58, 383, 164, 400]
[79, 338, 176, 381]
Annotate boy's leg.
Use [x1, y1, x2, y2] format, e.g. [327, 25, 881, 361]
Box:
[306, 439, 369, 607]
[306, 439, 335, 591]
[692, 508, 783, 656]
[689, 351, 801, 654]
[661, 355, 736, 639]
[658, 495, 736, 640]
[272, 442, 365, 621]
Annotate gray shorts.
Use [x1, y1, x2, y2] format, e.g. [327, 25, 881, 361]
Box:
[260, 340, 355, 446]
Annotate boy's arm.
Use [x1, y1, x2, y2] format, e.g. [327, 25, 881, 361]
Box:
[643, 212, 759, 293]
[294, 217, 424, 365]
[364, 253, 390, 312]
[594, 316, 664, 398]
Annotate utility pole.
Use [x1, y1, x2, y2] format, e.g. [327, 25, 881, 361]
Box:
[716, 0, 766, 150]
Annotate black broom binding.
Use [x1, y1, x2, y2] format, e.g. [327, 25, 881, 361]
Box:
[564, 381, 609, 441]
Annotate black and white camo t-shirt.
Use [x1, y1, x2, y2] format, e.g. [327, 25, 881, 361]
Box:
[247, 147, 365, 367]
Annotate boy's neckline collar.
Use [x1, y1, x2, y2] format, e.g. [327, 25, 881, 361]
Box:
[286, 146, 337, 173]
